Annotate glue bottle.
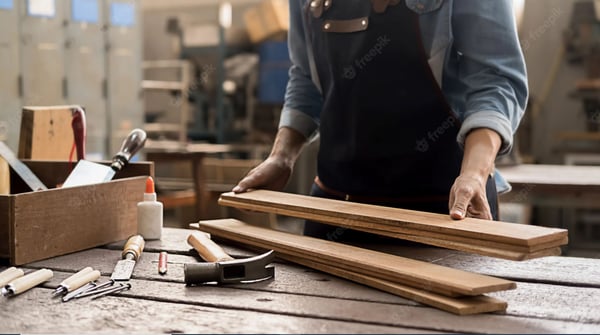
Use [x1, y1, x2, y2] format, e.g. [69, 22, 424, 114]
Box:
[137, 176, 163, 240]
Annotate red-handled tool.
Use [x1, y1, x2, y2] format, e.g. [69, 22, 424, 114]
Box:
[71, 107, 86, 161]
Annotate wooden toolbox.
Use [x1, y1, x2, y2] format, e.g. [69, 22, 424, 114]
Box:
[0, 160, 154, 265]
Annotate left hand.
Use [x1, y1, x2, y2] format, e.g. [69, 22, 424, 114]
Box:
[448, 174, 492, 220]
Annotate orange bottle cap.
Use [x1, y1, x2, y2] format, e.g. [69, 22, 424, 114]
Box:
[145, 176, 155, 194]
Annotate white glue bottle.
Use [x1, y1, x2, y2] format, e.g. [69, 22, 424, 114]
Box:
[137, 176, 163, 240]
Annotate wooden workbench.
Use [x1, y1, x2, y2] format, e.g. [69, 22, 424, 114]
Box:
[498, 164, 600, 208]
[1, 227, 599, 334]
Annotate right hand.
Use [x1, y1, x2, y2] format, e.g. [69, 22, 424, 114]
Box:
[232, 156, 293, 193]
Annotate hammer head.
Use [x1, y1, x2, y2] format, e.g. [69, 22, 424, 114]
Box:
[184, 250, 275, 285]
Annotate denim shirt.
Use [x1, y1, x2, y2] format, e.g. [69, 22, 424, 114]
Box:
[280, 0, 529, 193]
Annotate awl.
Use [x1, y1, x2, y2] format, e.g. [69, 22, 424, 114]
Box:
[52, 267, 101, 297]
[111, 235, 145, 281]
[62, 128, 147, 188]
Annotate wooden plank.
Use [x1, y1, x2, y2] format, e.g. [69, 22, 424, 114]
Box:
[498, 164, 600, 194]
[0, 286, 422, 334]
[280, 253, 507, 315]
[28, 251, 600, 326]
[0, 195, 11, 258]
[17, 271, 600, 334]
[363, 245, 600, 288]
[218, 191, 568, 247]
[346, 224, 563, 261]
[25, 249, 600, 327]
[109, 228, 600, 288]
[219, 197, 564, 260]
[9, 176, 146, 265]
[18, 106, 75, 160]
[193, 219, 516, 296]
[26, 249, 420, 306]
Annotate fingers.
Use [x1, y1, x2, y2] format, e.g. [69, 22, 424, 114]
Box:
[232, 170, 261, 193]
[449, 177, 493, 220]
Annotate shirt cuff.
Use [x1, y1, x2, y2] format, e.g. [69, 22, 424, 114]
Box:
[279, 108, 319, 139]
[457, 111, 514, 156]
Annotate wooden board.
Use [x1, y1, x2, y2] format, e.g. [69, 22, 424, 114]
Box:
[363, 244, 600, 288]
[18, 106, 76, 161]
[219, 197, 564, 261]
[498, 164, 600, 194]
[192, 219, 517, 297]
[1, 285, 421, 334]
[0, 157, 9, 195]
[14, 229, 600, 333]
[25, 236, 600, 327]
[280, 254, 507, 315]
[218, 191, 567, 247]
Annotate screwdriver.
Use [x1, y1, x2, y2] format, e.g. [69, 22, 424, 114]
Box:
[52, 267, 101, 297]
[1, 268, 53, 297]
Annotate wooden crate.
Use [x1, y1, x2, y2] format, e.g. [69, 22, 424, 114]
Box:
[0, 160, 154, 265]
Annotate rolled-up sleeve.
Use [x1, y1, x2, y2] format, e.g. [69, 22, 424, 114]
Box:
[451, 0, 529, 155]
[279, 0, 323, 139]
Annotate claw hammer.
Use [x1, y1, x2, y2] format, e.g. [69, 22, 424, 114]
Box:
[185, 232, 275, 285]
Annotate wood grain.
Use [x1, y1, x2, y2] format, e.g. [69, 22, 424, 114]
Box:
[1, 285, 421, 334]
[18, 106, 74, 161]
[218, 197, 564, 260]
[218, 190, 567, 247]
[192, 219, 517, 297]
[10, 177, 146, 265]
[280, 253, 508, 315]
[26, 238, 600, 326]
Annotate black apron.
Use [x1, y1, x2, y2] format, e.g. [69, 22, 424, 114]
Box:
[303, 0, 498, 240]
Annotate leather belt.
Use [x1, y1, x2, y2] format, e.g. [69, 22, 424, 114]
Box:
[314, 176, 450, 204]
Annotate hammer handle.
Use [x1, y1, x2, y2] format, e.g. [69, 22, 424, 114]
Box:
[187, 232, 234, 263]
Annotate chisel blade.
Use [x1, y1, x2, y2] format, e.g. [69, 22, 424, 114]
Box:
[110, 235, 145, 281]
[110, 259, 136, 281]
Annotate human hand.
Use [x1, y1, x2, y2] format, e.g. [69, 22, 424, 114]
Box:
[231, 156, 293, 193]
[448, 174, 492, 220]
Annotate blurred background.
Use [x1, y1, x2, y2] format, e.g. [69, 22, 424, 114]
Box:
[1, 0, 599, 256]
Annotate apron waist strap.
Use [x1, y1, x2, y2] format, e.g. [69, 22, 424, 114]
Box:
[314, 176, 449, 204]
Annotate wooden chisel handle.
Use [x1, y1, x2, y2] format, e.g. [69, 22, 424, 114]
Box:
[3, 269, 53, 296]
[64, 270, 101, 292]
[61, 267, 93, 287]
[122, 235, 145, 260]
[0, 267, 25, 287]
[187, 232, 234, 263]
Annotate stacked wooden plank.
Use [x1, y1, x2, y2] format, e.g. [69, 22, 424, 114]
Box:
[218, 190, 568, 261]
[192, 219, 516, 315]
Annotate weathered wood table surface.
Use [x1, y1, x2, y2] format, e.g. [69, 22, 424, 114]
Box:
[1, 227, 600, 334]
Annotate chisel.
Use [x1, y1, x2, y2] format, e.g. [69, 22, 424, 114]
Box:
[1, 268, 53, 297]
[52, 267, 101, 297]
[62, 128, 147, 188]
[111, 235, 145, 281]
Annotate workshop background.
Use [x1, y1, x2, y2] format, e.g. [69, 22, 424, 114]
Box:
[0, 0, 599, 257]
